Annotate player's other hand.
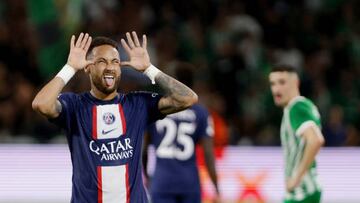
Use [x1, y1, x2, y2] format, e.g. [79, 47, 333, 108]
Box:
[213, 195, 222, 203]
[67, 33, 92, 70]
[286, 176, 301, 192]
[120, 31, 151, 72]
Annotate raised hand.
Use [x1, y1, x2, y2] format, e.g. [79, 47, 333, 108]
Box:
[120, 31, 151, 72]
[67, 33, 92, 70]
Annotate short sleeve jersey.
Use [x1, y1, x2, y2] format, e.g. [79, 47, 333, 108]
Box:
[52, 91, 164, 203]
[147, 104, 213, 194]
[281, 96, 322, 201]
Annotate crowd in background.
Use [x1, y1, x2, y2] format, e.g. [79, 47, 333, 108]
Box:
[0, 0, 359, 146]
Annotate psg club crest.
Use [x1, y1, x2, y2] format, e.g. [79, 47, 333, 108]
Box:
[103, 112, 115, 125]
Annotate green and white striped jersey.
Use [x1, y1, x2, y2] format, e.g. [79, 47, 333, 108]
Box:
[280, 96, 322, 201]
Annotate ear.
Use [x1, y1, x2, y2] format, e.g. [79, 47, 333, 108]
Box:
[84, 64, 91, 74]
[294, 75, 300, 87]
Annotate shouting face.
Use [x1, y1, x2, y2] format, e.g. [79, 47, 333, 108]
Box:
[87, 45, 121, 95]
[269, 71, 299, 107]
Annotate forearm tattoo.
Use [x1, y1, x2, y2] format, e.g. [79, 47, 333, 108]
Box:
[155, 72, 196, 113]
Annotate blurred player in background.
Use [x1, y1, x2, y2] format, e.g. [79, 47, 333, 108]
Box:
[269, 65, 324, 203]
[143, 63, 220, 203]
[32, 32, 198, 203]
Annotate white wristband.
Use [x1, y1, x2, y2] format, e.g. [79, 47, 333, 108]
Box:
[143, 64, 161, 84]
[55, 64, 76, 84]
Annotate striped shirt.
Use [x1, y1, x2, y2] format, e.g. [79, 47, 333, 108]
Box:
[280, 96, 322, 201]
[51, 91, 164, 203]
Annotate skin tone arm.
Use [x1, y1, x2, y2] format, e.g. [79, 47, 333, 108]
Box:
[155, 72, 198, 114]
[32, 33, 92, 118]
[286, 126, 324, 192]
[201, 137, 220, 197]
[120, 31, 198, 115]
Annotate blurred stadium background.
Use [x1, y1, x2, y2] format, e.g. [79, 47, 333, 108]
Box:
[0, 0, 359, 202]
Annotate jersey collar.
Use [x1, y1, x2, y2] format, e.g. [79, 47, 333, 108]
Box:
[85, 92, 122, 105]
[285, 95, 304, 109]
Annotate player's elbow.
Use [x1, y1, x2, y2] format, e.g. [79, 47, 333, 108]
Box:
[180, 92, 198, 109]
[32, 98, 53, 116]
[32, 98, 46, 114]
[318, 135, 325, 146]
[32, 98, 41, 112]
[303, 127, 325, 148]
[315, 132, 325, 147]
[309, 135, 324, 148]
[187, 92, 198, 107]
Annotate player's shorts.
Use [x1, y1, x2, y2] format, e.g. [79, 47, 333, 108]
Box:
[284, 191, 321, 203]
[151, 192, 201, 203]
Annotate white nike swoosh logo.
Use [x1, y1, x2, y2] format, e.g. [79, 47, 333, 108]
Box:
[102, 128, 117, 135]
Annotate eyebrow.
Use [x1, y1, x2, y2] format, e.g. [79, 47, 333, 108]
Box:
[95, 57, 119, 61]
[94, 57, 106, 61]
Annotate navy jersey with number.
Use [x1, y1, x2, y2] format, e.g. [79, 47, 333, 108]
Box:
[51, 91, 164, 203]
[147, 104, 213, 195]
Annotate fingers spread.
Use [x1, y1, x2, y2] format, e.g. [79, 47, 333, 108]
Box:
[80, 33, 89, 49]
[126, 32, 135, 48]
[121, 38, 131, 53]
[75, 33, 84, 47]
[132, 31, 141, 47]
[70, 35, 75, 49]
[142, 35, 147, 49]
[84, 36, 92, 52]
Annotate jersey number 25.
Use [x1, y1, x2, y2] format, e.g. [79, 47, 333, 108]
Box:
[155, 118, 195, 161]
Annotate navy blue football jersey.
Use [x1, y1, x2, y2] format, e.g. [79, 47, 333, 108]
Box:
[52, 91, 164, 203]
[147, 104, 213, 195]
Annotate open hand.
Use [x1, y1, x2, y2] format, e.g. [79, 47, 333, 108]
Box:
[67, 33, 92, 70]
[120, 31, 151, 72]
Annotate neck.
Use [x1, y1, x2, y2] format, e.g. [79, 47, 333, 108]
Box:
[284, 93, 301, 108]
[90, 88, 117, 101]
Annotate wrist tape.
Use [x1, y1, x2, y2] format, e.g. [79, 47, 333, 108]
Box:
[56, 64, 76, 84]
[143, 64, 161, 84]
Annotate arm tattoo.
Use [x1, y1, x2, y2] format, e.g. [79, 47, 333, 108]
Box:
[155, 72, 197, 114]
[156, 72, 192, 97]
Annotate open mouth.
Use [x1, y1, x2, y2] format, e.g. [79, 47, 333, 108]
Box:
[273, 94, 282, 101]
[104, 75, 115, 87]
